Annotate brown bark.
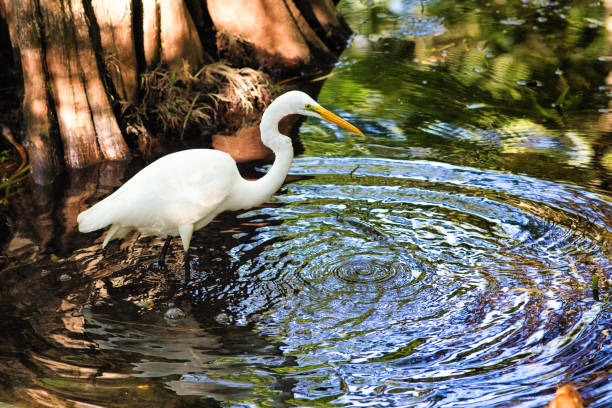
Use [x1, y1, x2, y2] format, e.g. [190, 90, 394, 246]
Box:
[6, 0, 61, 184]
[285, 0, 335, 59]
[42, 0, 101, 168]
[213, 126, 275, 163]
[207, 0, 314, 71]
[299, 0, 353, 54]
[208, 0, 351, 78]
[311, 0, 345, 30]
[159, 0, 205, 71]
[1, 0, 351, 184]
[142, 0, 160, 68]
[41, 0, 129, 168]
[91, 0, 139, 103]
[212, 115, 304, 163]
[3, 0, 131, 182]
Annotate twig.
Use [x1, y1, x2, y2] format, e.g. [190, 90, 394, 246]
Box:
[1, 124, 28, 172]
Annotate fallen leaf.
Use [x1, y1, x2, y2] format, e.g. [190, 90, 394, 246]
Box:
[548, 384, 583, 408]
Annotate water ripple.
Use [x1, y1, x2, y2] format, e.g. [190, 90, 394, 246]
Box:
[197, 157, 612, 407]
[72, 157, 612, 407]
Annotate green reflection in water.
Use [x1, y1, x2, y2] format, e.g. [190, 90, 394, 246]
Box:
[1, 2, 612, 408]
[306, 0, 612, 190]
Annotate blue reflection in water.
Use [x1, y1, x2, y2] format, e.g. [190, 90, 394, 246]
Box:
[107, 157, 609, 407]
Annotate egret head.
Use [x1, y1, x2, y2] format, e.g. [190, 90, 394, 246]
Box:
[264, 90, 364, 137]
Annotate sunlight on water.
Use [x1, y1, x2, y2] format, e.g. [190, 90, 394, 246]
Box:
[71, 158, 611, 407]
[1, 0, 612, 407]
[159, 157, 608, 407]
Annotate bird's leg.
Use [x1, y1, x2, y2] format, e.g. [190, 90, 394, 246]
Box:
[178, 224, 194, 282]
[183, 248, 192, 282]
[158, 236, 172, 267]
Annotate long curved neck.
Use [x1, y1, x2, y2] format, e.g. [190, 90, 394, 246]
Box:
[236, 106, 294, 209]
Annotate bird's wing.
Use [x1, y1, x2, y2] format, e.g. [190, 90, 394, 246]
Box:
[82, 150, 240, 236]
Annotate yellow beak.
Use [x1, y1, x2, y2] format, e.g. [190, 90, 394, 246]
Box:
[308, 105, 364, 136]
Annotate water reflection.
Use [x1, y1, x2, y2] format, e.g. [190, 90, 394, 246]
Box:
[245, 157, 611, 403]
[0, 162, 299, 406]
[1, 0, 612, 407]
[1, 156, 611, 407]
[1, 152, 610, 407]
[314, 0, 612, 190]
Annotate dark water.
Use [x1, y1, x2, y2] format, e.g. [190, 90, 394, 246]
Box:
[1, 1, 612, 407]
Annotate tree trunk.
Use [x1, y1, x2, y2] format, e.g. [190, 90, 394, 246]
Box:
[0, 0, 351, 184]
[159, 0, 205, 70]
[4, 0, 61, 184]
[91, 0, 139, 103]
[208, 0, 350, 75]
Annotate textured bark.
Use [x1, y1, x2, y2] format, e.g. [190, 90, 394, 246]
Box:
[1, 0, 351, 184]
[298, 0, 352, 54]
[208, 0, 351, 77]
[42, 0, 100, 168]
[142, 0, 160, 68]
[212, 115, 303, 163]
[207, 0, 314, 71]
[91, 0, 139, 102]
[40, 0, 129, 168]
[284, 0, 335, 59]
[6, 0, 61, 184]
[2, 0, 131, 181]
[159, 0, 205, 71]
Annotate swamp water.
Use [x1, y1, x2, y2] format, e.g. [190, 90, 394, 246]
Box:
[1, 0, 612, 407]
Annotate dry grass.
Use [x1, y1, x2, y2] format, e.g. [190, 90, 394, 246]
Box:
[199, 62, 273, 115]
[122, 61, 276, 155]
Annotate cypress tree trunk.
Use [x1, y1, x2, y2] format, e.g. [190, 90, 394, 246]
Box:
[0, 0, 351, 184]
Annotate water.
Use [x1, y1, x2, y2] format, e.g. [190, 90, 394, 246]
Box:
[1, 0, 612, 407]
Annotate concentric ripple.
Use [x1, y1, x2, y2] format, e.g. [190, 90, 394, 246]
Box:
[176, 157, 612, 407]
[75, 157, 612, 407]
[331, 253, 405, 284]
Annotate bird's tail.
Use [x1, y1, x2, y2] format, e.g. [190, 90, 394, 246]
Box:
[77, 200, 115, 233]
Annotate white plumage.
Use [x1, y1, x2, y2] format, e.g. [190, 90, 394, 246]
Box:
[77, 91, 363, 255]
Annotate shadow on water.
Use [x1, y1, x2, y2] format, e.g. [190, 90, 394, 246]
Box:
[2, 0, 612, 407]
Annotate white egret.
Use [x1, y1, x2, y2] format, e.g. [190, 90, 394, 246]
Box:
[77, 91, 363, 268]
